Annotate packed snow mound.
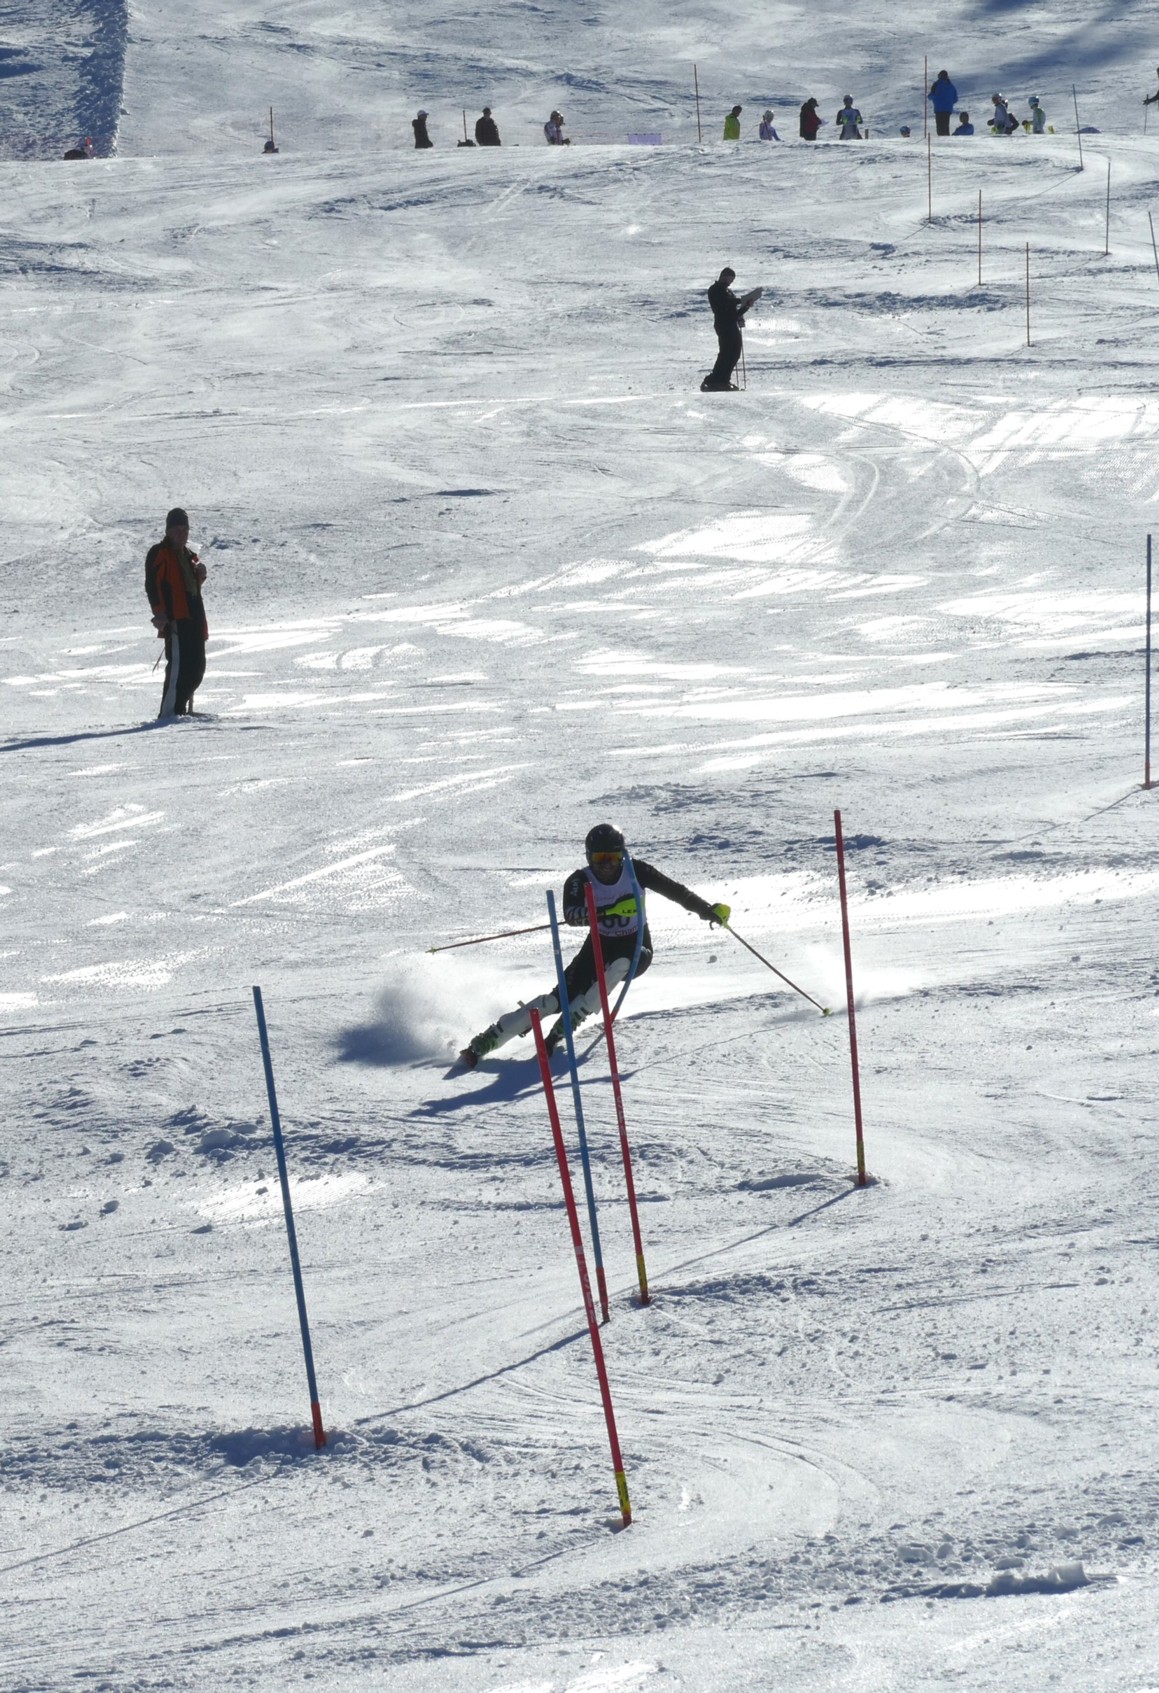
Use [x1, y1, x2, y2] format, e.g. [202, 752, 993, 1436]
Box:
[0, 0, 127, 158]
[115, 0, 1159, 157]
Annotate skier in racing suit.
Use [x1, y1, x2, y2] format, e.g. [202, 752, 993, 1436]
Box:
[460, 823, 730, 1065]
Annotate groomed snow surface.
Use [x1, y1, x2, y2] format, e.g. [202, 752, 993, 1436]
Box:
[5, 3, 1159, 1689]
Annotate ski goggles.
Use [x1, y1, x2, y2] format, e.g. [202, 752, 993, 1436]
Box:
[588, 850, 624, 872]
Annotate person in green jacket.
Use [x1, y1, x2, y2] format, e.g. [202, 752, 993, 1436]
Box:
[723, 104, 742, 140]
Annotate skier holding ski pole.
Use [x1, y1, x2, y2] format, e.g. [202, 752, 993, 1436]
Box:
[456, 823, 730, 1069]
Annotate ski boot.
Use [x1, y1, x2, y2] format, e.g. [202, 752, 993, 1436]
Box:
[456, 1021, 501, 1071]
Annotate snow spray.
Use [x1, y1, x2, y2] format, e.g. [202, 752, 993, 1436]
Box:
[251, 986, 327, 1448]
[832, 814, 868, 1188]
[547, 890, 609, 1322]
[531, 1009, 631, 1526]
[584, 881, 650, 1306]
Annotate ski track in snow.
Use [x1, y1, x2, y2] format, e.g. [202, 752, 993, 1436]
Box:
[4, 2, 1159, 1688]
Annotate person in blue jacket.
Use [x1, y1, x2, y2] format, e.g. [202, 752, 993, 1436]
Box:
[954, 111, 974, 135]
[928, 69, 958, 136]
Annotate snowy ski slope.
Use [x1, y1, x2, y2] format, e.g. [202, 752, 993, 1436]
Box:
[4, 1, 1159, 1689]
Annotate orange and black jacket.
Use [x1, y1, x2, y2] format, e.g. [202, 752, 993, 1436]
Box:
[145, 539, 207, 638]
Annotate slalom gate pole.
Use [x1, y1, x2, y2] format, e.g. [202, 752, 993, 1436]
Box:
[531, 1010, 631, 1526]
[1150, 212, 1159, 287]
[1146, 533, 1154, 790]
[584, 883, 650, 1306]
[1105, 158, 1111, 255]
[694, 64, 702, 143]
[268, 107, 275, 149]
[429, 921, 551, 954]
[462, 107, 468, 143]
[251, 986, 327, 1448]
[546, 890, 610, 1322]
[1073, 84, 1084, 170]
[723, 922, 830, 1015]
[978, 189, 982, 286]
[923, 55, 928, 140]
[601, 856, 645, 1032]
[926, 133, 932, 223]
[1025, 243, 1031, 347]
[832, 813, 867, 1188]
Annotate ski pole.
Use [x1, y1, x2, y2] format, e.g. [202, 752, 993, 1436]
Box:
[429, 921, 551, 954]
[584, 881, 650, 1306]
[723, 922, 830, 1015]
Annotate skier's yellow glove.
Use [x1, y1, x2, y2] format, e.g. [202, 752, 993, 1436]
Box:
[709, 902, 731, 927]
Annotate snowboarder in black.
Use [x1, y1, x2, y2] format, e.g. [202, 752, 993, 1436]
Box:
[701, 266, 748, 392]
[459, 823, 729, 1066]
[475, 108, 501, 145]
[412, 110, 433, 148]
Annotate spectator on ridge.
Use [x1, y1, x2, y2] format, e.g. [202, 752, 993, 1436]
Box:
[545, 110, 569, 144]
[836, 95, 863, 139]
[799, 97, 823, 140]
[412, 109, 433, 148]
[954, 111, 974, 135]
[475, 107, 500, 145]
[723, 104, 743, 140]
[1026, 95, 1046, 133]
[758, 109, 781, 140]
[989, 94, 1018, 134]
[927, 69, 958, 136]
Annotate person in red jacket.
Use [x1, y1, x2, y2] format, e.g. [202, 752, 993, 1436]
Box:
[145, 507, 208, 717]
[799, 98, 823, 140]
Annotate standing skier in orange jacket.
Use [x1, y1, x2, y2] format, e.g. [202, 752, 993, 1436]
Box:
[145, 507, 208, 717]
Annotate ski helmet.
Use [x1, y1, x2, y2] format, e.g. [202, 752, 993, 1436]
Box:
[585, 822, 626, 862]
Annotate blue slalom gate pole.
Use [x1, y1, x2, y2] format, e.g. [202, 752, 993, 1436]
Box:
[546, 891, 610, 1322]
[251, 986, 327, 1448]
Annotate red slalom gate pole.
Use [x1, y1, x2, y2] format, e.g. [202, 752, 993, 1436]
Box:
[584, 883, 650, 1305]
[532, 1009, 632, 1527]
[833, 812, 868, 1188]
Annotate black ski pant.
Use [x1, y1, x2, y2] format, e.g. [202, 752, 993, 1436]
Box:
[159, 619, 206, 716]
[934, 111, 951, 136]
[483, 926, 653, 1051]
[559, 926, 653, 1005]
[707, 328, 743, 390]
